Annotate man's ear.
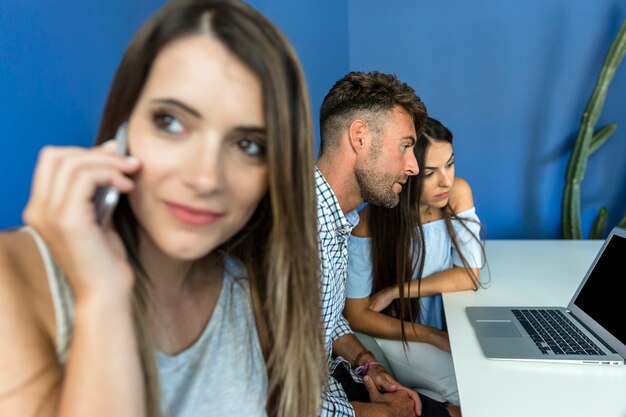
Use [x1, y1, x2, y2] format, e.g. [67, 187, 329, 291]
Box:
[348, 119, 368, 153]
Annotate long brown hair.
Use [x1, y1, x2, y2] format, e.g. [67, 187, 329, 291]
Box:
[98, 1, 324, 415]
[416, 118, 487, 292]
[369, 117, 487, 344]
[369, 174, 425, 343]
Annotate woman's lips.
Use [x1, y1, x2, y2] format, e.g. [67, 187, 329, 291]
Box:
[166, 202, 221, 226]
[435, 192, 450, 200]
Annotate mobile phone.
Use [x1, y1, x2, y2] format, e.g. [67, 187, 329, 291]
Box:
[93, 122, 128, 226]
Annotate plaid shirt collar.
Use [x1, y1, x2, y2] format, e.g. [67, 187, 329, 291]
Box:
[315, 166, 359, 235]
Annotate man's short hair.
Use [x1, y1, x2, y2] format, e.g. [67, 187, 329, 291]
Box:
[318, 71, 427, 155]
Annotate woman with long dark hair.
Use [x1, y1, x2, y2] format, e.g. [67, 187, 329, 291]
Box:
[344, 117, 487, 412]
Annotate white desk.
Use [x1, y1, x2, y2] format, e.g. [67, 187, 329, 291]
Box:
[443, 240, 626, 417]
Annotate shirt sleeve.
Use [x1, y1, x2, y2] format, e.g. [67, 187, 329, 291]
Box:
[318, 374, 356, 417]
[346, 235, 374, 299]
[451, 207, 484, 268]
[332, 314, 353, 341]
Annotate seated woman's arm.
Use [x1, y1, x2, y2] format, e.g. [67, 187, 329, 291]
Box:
[344, 296, 451, 352]
[368, 266, 480, 313]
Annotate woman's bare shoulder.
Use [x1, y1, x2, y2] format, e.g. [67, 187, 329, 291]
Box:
[0, 228, 54, 331]
[0, 228, 60, 413]
[449, 177, 474, 213]
[0, 228, 43, 280]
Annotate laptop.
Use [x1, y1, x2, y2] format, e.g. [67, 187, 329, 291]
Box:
[466, 226, 626, 366]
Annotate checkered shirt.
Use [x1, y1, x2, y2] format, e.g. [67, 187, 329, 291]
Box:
[315, 167, 363, 416]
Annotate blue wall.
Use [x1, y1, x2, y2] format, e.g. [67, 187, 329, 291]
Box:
[348, 0, 626, 239]
[0, 0, 347, 230]
[0, 1, 166, 229]
[1, 1, 625, 239]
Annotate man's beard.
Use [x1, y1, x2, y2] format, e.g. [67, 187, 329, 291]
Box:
[355, 164, 400, 208]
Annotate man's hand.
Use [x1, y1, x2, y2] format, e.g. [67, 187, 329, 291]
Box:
[366, 365, 422, 416]
[362, 375, 418, 417]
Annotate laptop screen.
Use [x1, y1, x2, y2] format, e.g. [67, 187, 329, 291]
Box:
[571, 229, 626, 350]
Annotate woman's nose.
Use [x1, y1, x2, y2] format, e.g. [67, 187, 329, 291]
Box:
[439, 170, 453, 187]
[181, 136, 225, 193]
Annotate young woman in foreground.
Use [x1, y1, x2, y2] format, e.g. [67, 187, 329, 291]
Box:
[0, 1, 324, 416]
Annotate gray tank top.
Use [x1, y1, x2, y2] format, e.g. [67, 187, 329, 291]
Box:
[24, 226, 268, 417]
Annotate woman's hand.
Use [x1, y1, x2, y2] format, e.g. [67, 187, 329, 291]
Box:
[22, 140, 141, 301]
[427, 328, 451, 352]
[369, 286, 398, 312]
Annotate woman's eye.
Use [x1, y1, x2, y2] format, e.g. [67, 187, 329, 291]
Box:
[238, 137, 266, 158]
[153, 112, 184, 134]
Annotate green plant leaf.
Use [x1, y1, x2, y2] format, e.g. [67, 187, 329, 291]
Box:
[590, 207, 608, 239]
[561, 20, 626, 239]
[590, 123, 617, 155]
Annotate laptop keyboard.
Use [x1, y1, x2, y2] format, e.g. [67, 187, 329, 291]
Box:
[512, 309, 606, 356]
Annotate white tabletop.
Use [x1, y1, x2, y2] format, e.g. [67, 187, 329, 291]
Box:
[443, 240, 626, 417]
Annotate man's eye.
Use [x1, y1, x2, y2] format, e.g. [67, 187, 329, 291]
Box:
[153, 112, 184, 134]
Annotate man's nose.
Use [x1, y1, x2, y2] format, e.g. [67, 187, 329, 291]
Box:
[405, 151, 419, 176]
